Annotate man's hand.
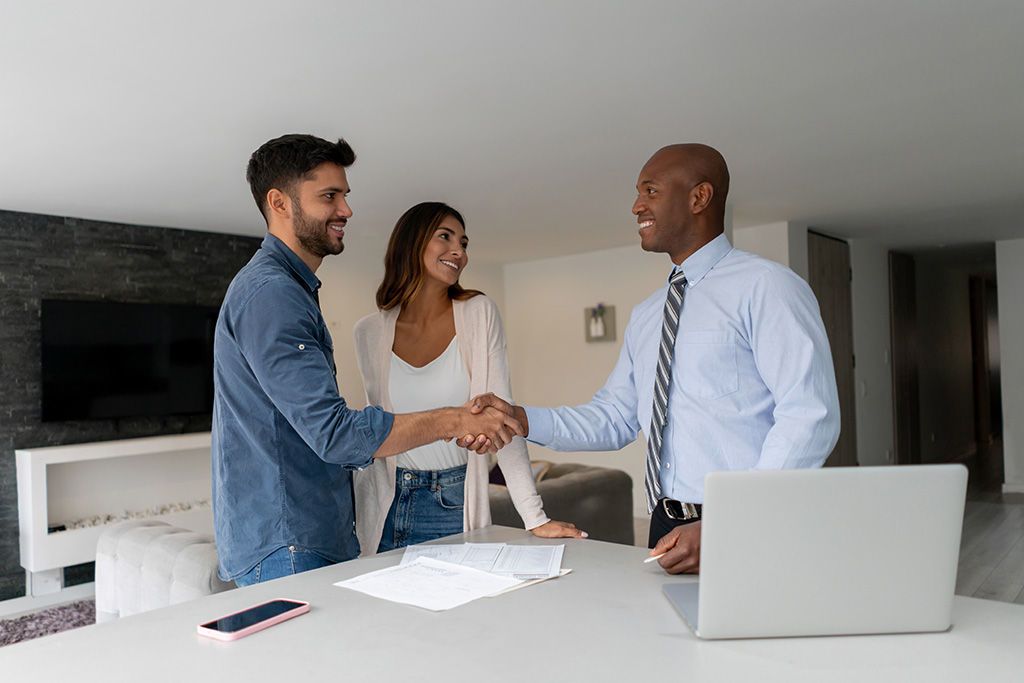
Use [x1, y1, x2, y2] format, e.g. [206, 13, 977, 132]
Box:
[451, 404, 524, 455]
[454, 394, 530, 452]
[650, 522, 701, 574]
[375, 404, 523, 459]
[530, 520, 588, 539]
[469, 393, 529, 436]
[456, 433, 492, 454]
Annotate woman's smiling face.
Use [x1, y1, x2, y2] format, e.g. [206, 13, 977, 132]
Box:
[422, 214, 468, 287]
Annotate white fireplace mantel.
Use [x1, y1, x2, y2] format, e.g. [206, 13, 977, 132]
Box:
[16, 432, 215, 595]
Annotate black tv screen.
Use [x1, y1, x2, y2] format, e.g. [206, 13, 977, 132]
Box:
[41, 299, 219, 422]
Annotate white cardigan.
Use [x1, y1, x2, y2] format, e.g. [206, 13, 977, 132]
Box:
[352, 295, 549, 556]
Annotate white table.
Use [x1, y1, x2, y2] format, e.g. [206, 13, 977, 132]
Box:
[3, 526, 1023, 682]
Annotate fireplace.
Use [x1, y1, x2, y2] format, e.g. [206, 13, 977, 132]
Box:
[15, 433, 214, 595]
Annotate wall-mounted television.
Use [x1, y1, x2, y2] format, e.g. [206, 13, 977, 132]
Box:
[40, 299, 220, 422]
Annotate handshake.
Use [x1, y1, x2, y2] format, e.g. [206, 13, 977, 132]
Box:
[452, 393, 530, 455]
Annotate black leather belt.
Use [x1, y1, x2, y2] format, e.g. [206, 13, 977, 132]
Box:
[661, 498, 701, 521]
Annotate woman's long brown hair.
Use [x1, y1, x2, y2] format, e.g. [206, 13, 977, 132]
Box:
[376, 202, 483, 311]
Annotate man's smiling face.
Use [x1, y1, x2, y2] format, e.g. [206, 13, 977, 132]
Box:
[290, 162, 352, 259]
[631, 149, 698, 263]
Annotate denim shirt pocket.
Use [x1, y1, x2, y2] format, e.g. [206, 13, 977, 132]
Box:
[676, 330, 739, 399]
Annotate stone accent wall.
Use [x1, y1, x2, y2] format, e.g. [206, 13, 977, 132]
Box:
[0, 209, 261, 601]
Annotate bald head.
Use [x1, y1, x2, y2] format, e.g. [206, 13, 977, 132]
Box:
[647, 144, 730, 216]
[633, 143, 730, 264]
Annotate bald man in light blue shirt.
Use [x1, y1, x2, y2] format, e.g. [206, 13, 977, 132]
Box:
[473, 144, 840, 574]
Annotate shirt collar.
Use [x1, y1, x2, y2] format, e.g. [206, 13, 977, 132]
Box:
[670, 232, 733, 286]
[261, 232, 322, 295]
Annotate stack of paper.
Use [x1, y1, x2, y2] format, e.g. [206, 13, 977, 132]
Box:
[400, 543, 564, 579]
[334, 544, 567, 611]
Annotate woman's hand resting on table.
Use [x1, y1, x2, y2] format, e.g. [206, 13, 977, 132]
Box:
[530, 520, 588, 539]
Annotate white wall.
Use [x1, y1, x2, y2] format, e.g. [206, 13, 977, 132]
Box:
[733, 221, 810, 279]
[848, 240, 895, 465]
[317, 246, 386, 409]
[996, 238, 1024, 493]
[460, 258, 507, 315]
[734, 222, 791, 268]
[502, 245, 669, 517]
[788, 223, 810, 281]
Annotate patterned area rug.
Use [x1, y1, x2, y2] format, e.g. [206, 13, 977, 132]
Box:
[0, 600, 95, 647]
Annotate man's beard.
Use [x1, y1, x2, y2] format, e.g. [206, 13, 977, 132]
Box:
[293, 198, 344, 258]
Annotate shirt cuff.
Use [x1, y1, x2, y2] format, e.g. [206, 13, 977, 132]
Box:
[350, 407, 394, 471]
[523, 406, 554, 447]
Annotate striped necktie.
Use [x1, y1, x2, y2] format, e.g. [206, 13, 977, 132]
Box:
[645, 270, 687, 513]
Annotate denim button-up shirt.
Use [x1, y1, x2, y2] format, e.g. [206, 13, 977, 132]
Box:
[212, 233, 393, 580]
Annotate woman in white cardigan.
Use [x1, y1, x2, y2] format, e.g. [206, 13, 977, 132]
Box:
[353, 202, 585, 554]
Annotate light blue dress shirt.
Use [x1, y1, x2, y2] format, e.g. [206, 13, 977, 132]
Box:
[524, 233, 840, 504]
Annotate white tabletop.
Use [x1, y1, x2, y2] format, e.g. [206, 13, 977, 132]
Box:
[3, 526, 1023, 682]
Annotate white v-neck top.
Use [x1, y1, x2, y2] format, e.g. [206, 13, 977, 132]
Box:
[389, 336, 471, 471]
[353, 295, 549, 556]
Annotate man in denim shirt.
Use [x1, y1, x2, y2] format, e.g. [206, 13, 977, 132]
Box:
[213, 134, 521, 586]
[473, 144, 840, 576]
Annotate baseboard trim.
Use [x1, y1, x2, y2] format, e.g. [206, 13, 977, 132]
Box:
[0, 581, 94, 620]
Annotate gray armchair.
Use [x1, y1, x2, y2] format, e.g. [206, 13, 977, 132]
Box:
[489, 463, 634, 545]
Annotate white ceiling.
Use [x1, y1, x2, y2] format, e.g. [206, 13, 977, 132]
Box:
[2, 1, 1023, 263]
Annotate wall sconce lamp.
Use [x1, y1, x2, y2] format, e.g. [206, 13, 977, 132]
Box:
[585, 303, 616, 342]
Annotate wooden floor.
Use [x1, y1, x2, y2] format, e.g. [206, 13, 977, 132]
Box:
[955, 438, 1024, 603]
[958, 492, 1024, 604]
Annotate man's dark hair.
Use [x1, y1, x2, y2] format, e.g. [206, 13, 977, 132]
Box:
[246, 134, 356, 220]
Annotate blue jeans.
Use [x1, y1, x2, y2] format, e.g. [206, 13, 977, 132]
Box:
[234, 546, 336, 587]
[377, 465, 466, 553]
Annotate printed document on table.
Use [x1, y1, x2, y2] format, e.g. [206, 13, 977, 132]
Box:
[487, 568, 573, 597]
[401, 543, 564, 579]
[400, 543, 505, 572]
[334, 557, 521, 611]
[490, 544, 564, 579]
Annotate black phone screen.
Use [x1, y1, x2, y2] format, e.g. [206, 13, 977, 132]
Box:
[201, 600, 305, 633]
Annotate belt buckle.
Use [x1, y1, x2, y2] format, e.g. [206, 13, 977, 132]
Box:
[662, 498, 699, 521]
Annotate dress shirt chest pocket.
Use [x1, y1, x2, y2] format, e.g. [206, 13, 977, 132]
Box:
[676, 331, 739, 399]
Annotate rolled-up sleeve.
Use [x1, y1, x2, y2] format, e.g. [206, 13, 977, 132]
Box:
[233, 279, 392, 469]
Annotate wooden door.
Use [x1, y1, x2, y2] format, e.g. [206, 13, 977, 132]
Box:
[969, 275, 1003, 488]
[889, 251, 920, 464]
[807, 231, 858, 467]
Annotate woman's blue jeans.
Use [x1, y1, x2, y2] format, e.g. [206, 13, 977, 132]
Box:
[377, 465, 466, 553]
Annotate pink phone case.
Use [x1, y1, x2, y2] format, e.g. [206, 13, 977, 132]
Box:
[196, 599, 310, 641]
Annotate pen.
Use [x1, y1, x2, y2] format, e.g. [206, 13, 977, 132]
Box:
[644, 553, 665, 564]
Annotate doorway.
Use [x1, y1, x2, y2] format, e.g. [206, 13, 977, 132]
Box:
[807, 231, 858, 467]
[888, 245, 1002, 487]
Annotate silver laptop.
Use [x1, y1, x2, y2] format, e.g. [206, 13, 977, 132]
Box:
[663, 464, 967, 639]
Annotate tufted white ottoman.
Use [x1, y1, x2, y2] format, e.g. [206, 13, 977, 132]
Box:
[95, 520, 234, 622]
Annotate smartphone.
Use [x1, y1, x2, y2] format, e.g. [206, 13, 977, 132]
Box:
[197, 599, 309, 641]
